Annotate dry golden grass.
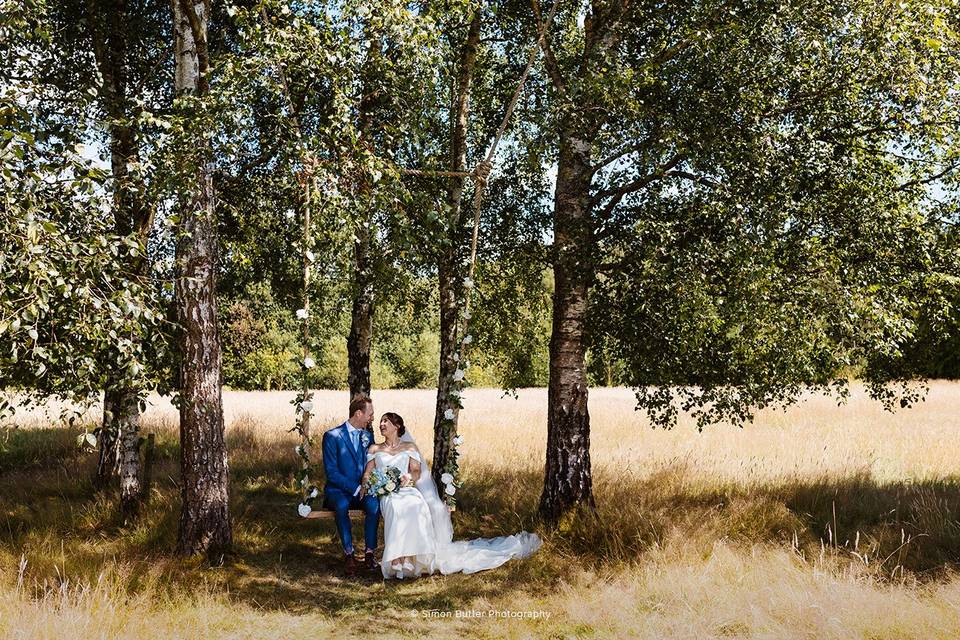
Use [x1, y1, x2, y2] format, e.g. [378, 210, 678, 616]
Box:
[2, 381, 960, 639]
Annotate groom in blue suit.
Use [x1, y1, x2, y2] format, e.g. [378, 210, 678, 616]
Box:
[322, 393, 380, 574]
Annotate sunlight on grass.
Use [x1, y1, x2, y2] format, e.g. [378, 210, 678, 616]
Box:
[2, 381, 960, 638]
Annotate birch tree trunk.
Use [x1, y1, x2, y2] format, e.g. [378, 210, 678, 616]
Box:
[86, 0, 150, 513]
[109, 92, 148, 522]
[346, 28, 382, 406]
[432, 12, 481, 488]
[172, 0, 231, 558]
[539, 128, 596, 522]
[347, 220, 373, 401]
[117, 390, 142, 519]
[96, 388, 120, 487]
[538, 0, 626, 521]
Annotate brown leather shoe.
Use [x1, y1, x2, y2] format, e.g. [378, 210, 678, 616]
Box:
[363, 552, 379, 573]
[344, 554, 359, 576]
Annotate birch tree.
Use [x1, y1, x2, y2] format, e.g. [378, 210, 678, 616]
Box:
[533, 0, 960, 522]
[171, 0, 232, 558]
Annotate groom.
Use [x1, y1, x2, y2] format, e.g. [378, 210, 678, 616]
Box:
[322, 393, 380, 575]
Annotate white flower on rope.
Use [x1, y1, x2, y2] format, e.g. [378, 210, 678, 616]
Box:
[439, 428, 465, 505]
[463, 277, 474, 289]
[297, 503, 312, 518]
[76, 432, 97, 448]
[452, 369, 465, 382]
[463, 335, 473, 344]
[295, 444, 305, 457]
[296, 308, 309, 320]
[305, 250, 315, 262]
[299, 400, 313, 412]
[303, 356, 315, 369]
[444, 408, 455, 420]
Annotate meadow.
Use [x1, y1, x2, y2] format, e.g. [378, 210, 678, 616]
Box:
[2, 382, 960, 639]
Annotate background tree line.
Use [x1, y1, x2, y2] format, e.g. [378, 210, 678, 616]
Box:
[217, 267, 960, 392]
[218, 269, 551, 391]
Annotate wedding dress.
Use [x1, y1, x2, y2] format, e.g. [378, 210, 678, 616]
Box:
[370, 439, 542, 580]
[372, 449, 438, 578]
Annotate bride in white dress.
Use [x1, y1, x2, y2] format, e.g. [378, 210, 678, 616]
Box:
[359, 412, 542, 580]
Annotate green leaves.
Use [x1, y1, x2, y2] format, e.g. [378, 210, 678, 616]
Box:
[539, 0, 960, 428]
[0, 96, 161, 418]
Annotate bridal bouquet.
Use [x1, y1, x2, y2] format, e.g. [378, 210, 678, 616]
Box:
[365, 466, 403, 497]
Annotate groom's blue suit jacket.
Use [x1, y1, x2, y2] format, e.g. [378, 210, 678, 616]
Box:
[322, 422, 371, 504]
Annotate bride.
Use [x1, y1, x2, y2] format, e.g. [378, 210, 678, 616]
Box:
[359, 412, 542, 579]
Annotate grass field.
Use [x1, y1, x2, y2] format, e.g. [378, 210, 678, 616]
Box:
[2, 382, 960, 638]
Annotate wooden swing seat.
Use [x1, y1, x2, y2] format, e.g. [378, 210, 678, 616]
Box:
[302, 505, 455, 519]
[303, 508, 364, 520]
[303, 495, 364, 520]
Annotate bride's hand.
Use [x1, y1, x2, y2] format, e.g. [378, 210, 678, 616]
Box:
[400, 474, 413, 488]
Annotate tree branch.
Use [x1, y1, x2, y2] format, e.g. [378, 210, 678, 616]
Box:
[663, 169, 725, 190]
[584, 0, 633, 60]
[592, 152, 686, 210]
[591, 138, 653, 176]
[896, 158, 960, 192]
[645, 34, 695, 67]
[530, 0, 567, 97]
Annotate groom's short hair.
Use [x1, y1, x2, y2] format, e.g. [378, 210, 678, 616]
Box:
[349, 393, 372, 417]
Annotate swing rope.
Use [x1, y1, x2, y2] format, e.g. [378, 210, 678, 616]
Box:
[259, 6, 321, 504]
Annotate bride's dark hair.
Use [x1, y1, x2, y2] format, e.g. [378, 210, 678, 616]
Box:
[382, 412, 406, 436]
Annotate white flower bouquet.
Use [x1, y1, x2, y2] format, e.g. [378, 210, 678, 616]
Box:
[364, 466, 403, 497]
